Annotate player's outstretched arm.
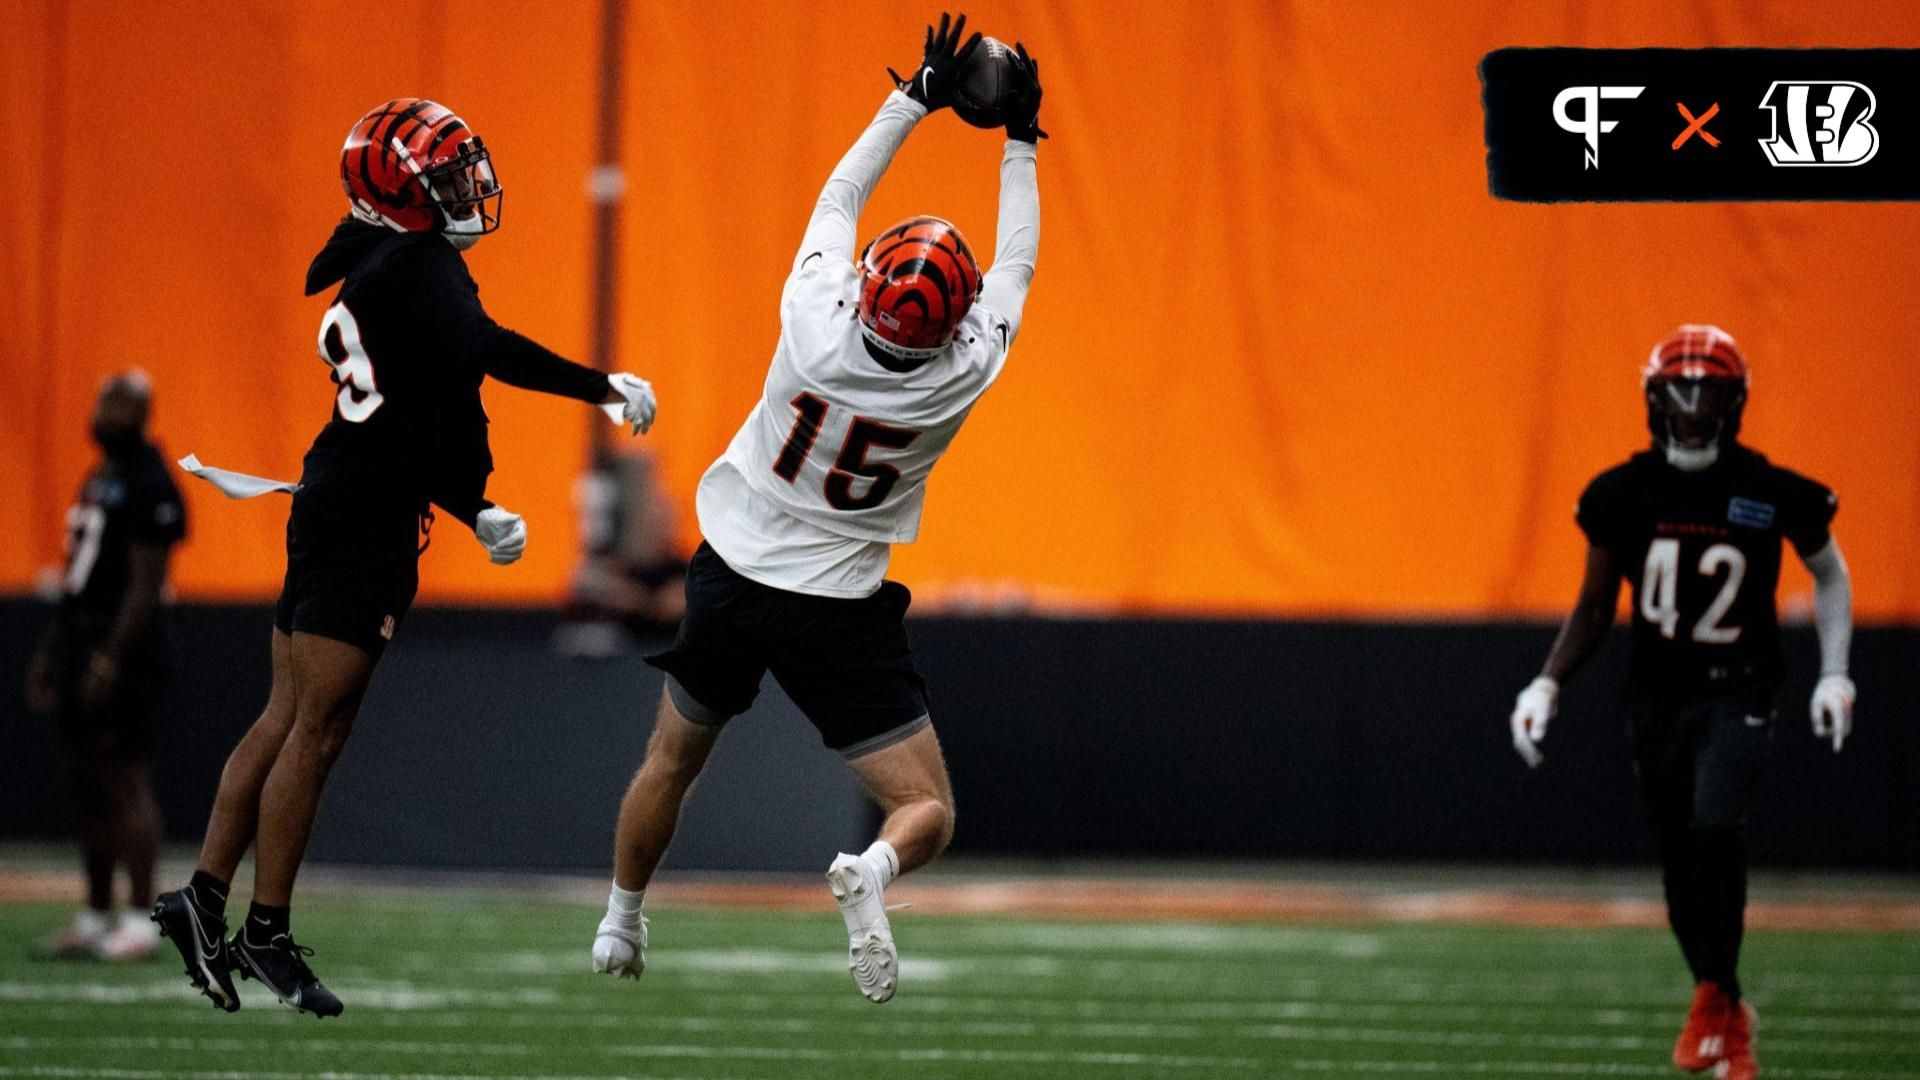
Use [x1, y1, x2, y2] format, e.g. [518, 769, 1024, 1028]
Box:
[790, 15, 980, 277]
[1510, 543, 1619, 767]
[792, 95, 929, 276]
[410, 241, 650, 424]
[979, 43, 1044, 343]
[1802, 538, 1855, 752]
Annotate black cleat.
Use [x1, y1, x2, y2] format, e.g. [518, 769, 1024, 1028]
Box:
[151, 888, 241, 1012]
[231, 928, 343, 1018]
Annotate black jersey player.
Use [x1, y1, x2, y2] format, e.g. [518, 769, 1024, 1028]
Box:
[150, 98, 658, 1017]
[1508, 325, 1854, 1080]
[26, 372, 187, 962]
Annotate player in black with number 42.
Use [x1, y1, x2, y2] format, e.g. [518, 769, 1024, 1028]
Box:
[150, 98, 659, 1018]
[1507, 325, 1855, 1080]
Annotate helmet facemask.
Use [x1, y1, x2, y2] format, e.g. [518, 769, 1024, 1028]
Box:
[1646, 375, 1745, 472]
[404, 135, 502, 250]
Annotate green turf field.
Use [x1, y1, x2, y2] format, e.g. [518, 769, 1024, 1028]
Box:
[1, 896, 1916, 1079]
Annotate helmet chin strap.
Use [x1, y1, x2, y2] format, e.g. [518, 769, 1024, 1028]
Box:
[441, 212, 484, 250]
[1664, 442, 1720, 471]
[1661, 416, 1724, 472]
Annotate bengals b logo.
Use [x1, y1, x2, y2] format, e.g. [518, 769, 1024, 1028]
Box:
[1758, 81, 1879, 166]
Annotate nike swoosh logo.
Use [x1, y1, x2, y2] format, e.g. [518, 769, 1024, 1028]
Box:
[192, 912, 221, 958]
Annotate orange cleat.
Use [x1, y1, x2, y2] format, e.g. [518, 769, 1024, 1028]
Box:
[1718, 1001, 1759, 1080]
[1673, 981, 1732, 1071]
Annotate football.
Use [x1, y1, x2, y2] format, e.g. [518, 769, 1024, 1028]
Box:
[952, 36, 1028, 129]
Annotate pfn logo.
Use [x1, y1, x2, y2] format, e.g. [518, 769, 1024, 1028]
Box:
[1553, 86, 1646, 169]
[1758, 81, 1879, 166]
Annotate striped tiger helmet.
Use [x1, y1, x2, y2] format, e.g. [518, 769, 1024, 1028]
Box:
[857, 216, 983, 363]
[1642, 323, 1749, 471]
[340, 98, 502, 247]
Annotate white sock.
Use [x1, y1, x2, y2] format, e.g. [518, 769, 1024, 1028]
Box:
[607, 883, 644, 925]
[862, 841, 900, 887]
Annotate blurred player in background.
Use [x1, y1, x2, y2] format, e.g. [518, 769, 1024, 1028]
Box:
[591, 13, 1042, 1004]
[557, 451, 687, 654]
[26, 372, 186, 963]
[1508, 325, 1854, 1080]
[150, 98, 659, 1017]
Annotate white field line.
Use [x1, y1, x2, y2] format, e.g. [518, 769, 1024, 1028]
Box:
[369, 946, 1920, 995]
[0, 983, 558, 1011]
[6, 1015, 1909, 1060]
[936, 923, 1387, 957]
[17, 995, 1920, 1037]
[2, 1060, 1915, 1080]
[8, 973, 1916, 1024]
[1275, 1063, 1920, 1080]
[0, 1070, 736, 1080]
[646, 970, 1920, 1012]
[0, 1043, 1272, 1072]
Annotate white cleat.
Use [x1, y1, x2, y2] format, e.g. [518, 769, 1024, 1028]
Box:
[38, 909, 112, 960]
[96, 912, 161, 963]
[590, 913, 647, 980]
[827, 852, 898, 1004]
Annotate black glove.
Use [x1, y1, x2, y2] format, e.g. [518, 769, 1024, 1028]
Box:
[1005, 41, 1048, 142]
[888, 11, 983, 112]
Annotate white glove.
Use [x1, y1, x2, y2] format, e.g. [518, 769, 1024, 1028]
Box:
[474, 506, 527, 566]
[1509, 675, 1558, 768]
[590, 913, 647, 979]
[1810, 673, 1855, 753]
[602, 373, 657, 436]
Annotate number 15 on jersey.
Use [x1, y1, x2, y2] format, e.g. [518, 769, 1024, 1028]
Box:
[771, 392, 920, 512]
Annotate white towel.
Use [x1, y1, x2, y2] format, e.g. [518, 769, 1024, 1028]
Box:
[177, 454, 299, 499]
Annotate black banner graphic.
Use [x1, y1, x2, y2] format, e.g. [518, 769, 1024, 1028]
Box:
[1482, 48, 1920, 201]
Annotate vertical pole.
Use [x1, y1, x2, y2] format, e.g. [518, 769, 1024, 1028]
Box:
[33, 2, 70, 576]
[585, 0, 627, 460]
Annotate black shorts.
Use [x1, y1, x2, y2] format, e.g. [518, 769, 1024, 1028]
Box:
[646, 542, 931, 758]
[274, 476, 425, 658]
[1631, 694, 1773, 835]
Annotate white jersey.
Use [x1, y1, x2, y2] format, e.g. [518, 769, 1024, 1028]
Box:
[697, 92, 1039, 598]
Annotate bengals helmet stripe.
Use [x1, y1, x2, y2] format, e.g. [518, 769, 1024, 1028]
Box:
[1643, 323, 1749, 385]
[341, 98, 501, 238]
[858, 215, 983, 363]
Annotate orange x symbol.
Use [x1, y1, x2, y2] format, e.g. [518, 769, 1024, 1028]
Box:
[1673, 102, 1721, 149]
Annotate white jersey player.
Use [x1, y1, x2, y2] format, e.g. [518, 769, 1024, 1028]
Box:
[591, 13, 1043, 1004]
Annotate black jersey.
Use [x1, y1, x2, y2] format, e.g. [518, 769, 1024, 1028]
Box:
[300, 218, 609, 525]
[60, 440, 188, 633]
[1577, 446, 1836, 701]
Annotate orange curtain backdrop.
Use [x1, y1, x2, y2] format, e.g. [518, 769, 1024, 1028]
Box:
[4, 0, 1918, 618]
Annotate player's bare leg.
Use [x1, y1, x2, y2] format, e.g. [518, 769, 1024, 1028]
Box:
[90, 756, 163, 961]
[225, 631, 370, 1017]
[43, 749, 117, 959]
[252, 632, 372, 906]
[831, 723, 956, 1003]
[850, 725, 956, 872]
[612, 688, 723, 890]
[109, 758, 162, 912]
[594, 687, 722, 978]
[197, 629, 298, 885]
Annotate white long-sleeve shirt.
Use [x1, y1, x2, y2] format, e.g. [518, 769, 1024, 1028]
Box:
[696, 92, 1041, 597]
